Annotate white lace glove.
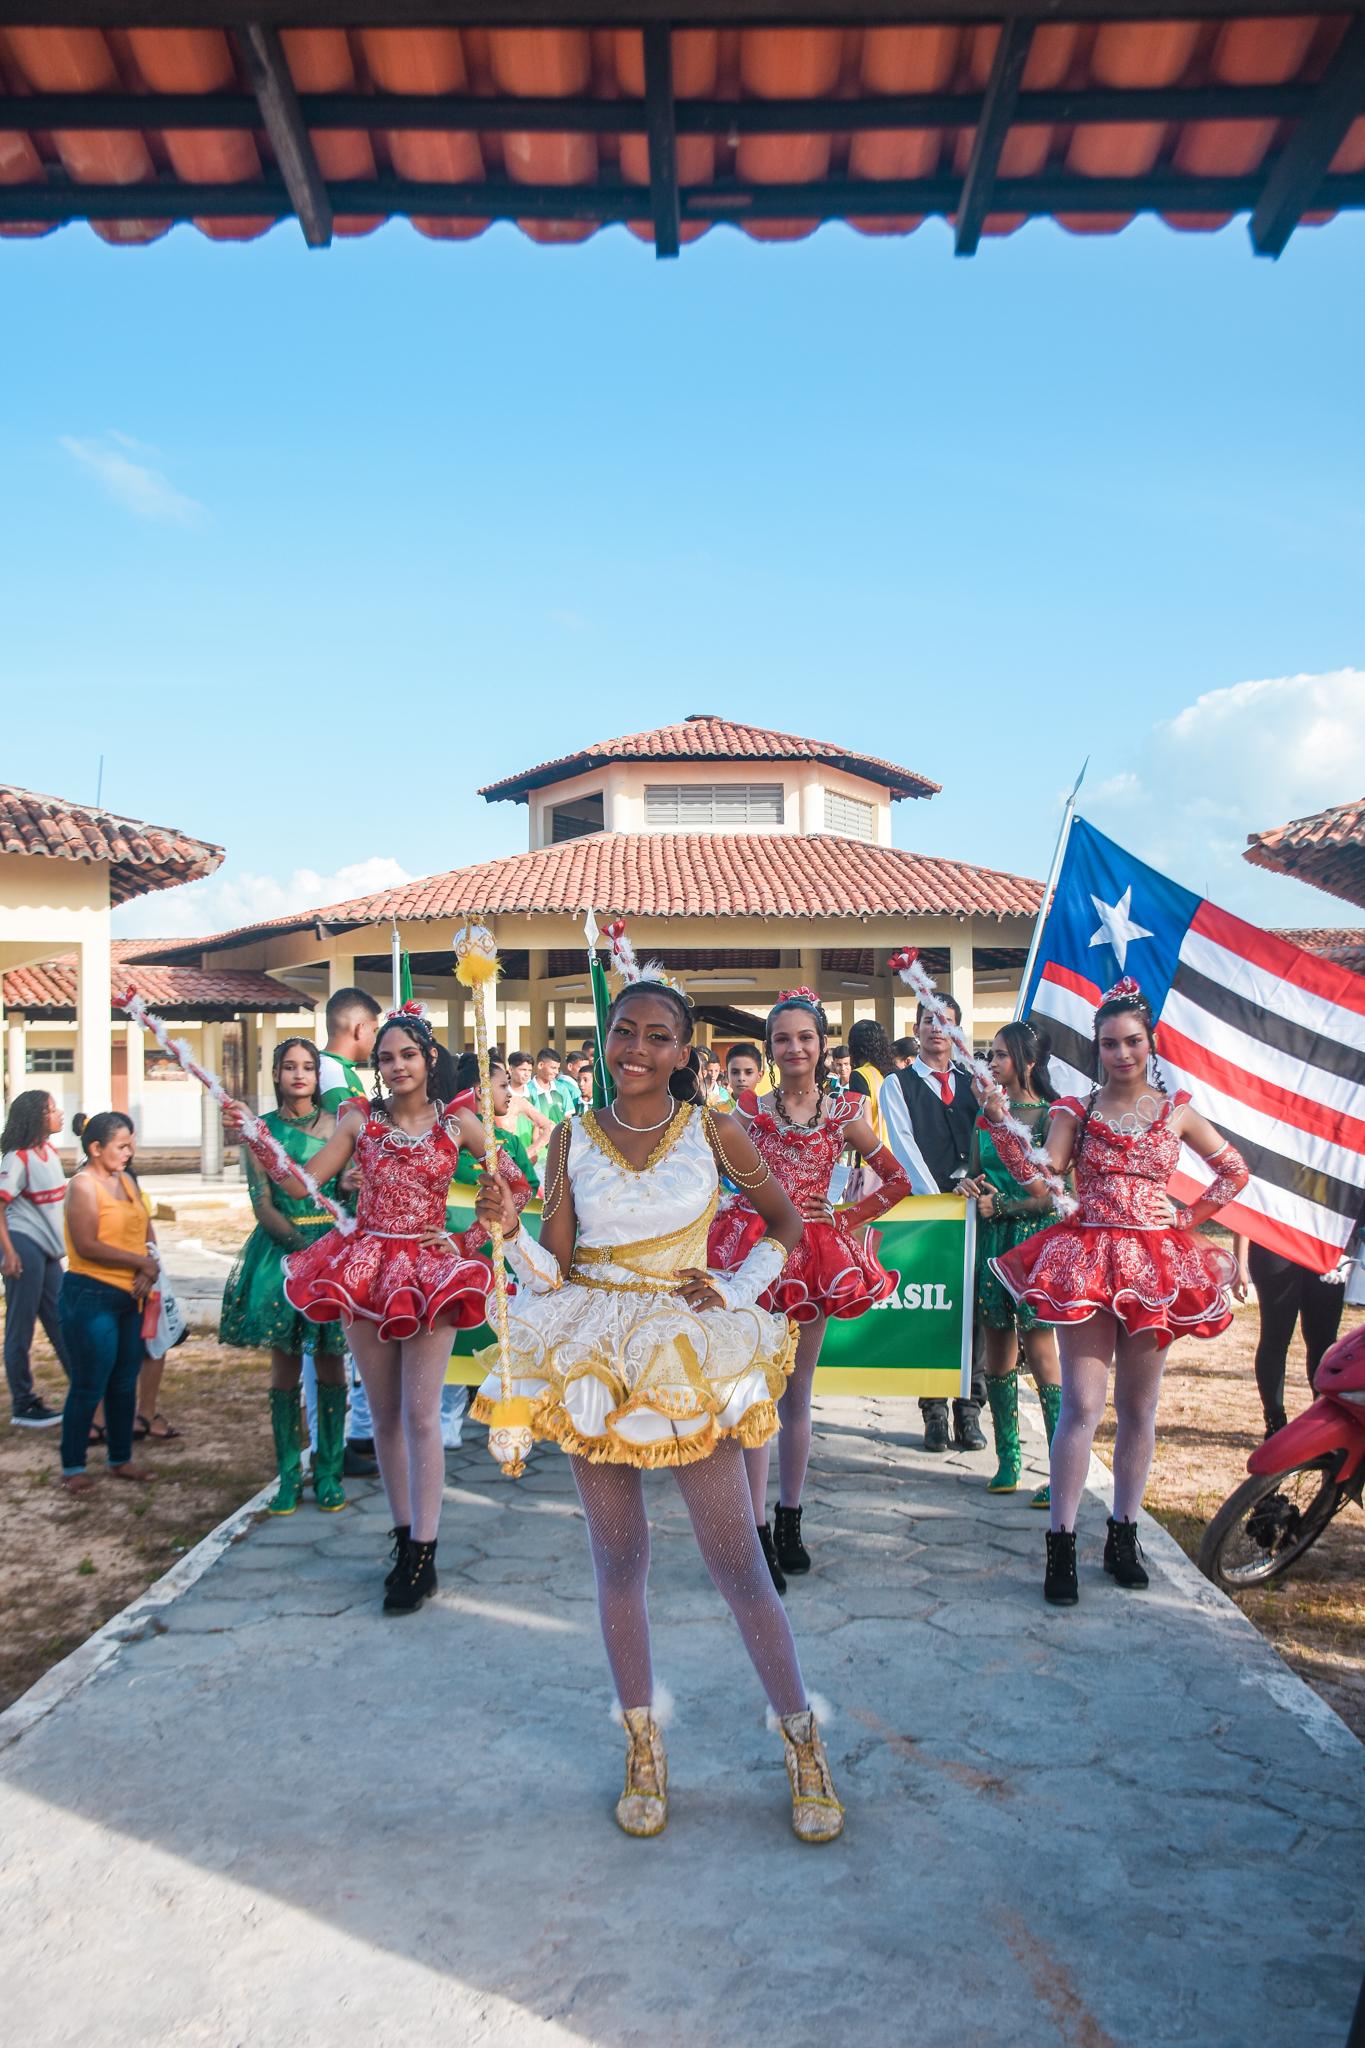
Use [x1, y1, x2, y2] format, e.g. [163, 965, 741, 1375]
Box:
[505, 1227, 562, 1294]
[706, 1237, 786, 1311]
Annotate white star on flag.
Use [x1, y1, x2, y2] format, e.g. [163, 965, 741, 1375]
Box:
[1088, 885, 1153, 970]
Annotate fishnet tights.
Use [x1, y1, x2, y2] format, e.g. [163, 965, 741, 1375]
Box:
[743, 1313, 827, 1520]
[348, 1322, 452, 1543]
[572, 1439, 808, 1716]
[1050, 1314, 1166, 1532]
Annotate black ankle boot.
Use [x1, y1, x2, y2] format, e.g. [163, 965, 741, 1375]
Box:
[757, 1522, 787, 1595]
[384, 1537, 437, 1613]
[1263, 1407, 1288, 1440]
[385, 1525, 411, 1590]
[1103, 1515, 1149, 1589]
[773, 1502, 810, 1575]
[1044, 1528, 1079, 1606]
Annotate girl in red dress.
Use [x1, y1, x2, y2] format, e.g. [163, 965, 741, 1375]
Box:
[226, 1004, 491, 1614]
[709, 991, 908, 1586]
[981, 980, 1248, 1607]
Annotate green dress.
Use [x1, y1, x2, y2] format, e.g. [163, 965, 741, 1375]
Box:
[219, 1110, 348, 1355]
[973, 1102, 1056, 1333]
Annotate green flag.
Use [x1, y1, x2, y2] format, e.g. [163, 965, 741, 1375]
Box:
[585, 912, 615, 1107]
[400, 951, 413, 1005]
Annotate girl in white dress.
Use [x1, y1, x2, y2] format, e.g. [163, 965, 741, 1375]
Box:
[475, 980, 844, 1844]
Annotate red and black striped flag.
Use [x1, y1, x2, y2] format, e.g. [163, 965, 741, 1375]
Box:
[1023, 819, 1365, 1275]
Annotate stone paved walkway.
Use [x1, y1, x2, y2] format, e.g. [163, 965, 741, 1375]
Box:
[3, 1397, 1362, 2047]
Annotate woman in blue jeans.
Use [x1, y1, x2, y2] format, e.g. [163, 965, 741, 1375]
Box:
[59, 1112, 158, 1495]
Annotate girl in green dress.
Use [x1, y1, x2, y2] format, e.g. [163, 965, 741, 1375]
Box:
[964, 1022, 1064, 1506]
[220, 1038, 349, 1515]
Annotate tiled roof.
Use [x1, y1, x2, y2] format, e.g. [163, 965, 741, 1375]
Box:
[0, 785, 223, 907]
[188, 833, 1040, 955]
[1245, 798, 1365, 911]
[479, 717, 937, 802]
[1276, 926, 1365, 974]
[3, 953, 311, 1019]
[1, 18, 1362, 256]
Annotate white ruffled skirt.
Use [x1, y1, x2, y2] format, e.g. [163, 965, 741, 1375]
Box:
[471, 1277, 797, 1469]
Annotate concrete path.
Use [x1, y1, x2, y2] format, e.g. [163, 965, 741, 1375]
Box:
[3, 1398, 1362, 2048]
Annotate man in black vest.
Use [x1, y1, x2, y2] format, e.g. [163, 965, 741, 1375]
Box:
[887, 998, 988, 1456]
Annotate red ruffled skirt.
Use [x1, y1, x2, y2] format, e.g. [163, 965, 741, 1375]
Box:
[283, 1228, 494, 1343]
[708, 1200, 899, 1325]
[989, 1223, 1237, 1348]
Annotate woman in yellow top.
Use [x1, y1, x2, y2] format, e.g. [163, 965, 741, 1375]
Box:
[59, 1111, 158, 1494]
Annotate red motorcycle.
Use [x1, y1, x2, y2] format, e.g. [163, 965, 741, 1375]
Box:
[1199, 1322, 1365, 1590]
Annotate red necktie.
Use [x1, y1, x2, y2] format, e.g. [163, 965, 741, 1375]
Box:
[935, 1071, 953, 1105]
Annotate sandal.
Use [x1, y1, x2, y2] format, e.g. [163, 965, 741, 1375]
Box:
[88, 1424, 107, 1447]
[143, 1413, 181, 1442]
[110, 1462, 154, 1483]
[131, 1415, 150, 1441]
[63, 1472, 98, 1495]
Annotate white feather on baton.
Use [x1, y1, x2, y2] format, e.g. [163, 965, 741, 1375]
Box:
[116, 988, 355, 1233]
[886, 950, 1077, 1219]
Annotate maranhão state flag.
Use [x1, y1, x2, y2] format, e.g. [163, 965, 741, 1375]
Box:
[1022, 818, 1365, 1277]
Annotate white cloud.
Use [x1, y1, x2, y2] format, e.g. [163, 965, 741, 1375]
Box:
[1085, 668, 1365, 923]
[60, 432, 204, 526]
[113, 856, 414, 940]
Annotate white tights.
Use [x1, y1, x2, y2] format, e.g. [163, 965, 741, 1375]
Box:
[572, 1439, 809, 1717]
[743, 1313, 827, 1520]
[347, 1321, 452, 1543]
[1050, 1313, 1166, 1533]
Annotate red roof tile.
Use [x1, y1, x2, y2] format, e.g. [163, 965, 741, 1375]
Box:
[1275, 926, 1365, 974]
[1245, 798, 1365, 911]
[479, 717, 938, 803]
[3, 953, 311, 1019]
[0, 785, 223, 907]
[185, 833, 1039, 955]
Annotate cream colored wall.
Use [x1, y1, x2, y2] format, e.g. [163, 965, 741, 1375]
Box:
[0, 851, 111, 1123]
[525, 759, 894, 848]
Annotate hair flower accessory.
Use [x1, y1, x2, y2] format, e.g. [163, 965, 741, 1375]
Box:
[1101, 975, 1143, 1005]
[387, 996, 430, 1021]
[775, 985, 822, 1009]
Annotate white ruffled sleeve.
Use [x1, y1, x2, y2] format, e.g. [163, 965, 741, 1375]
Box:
[505, 1226, 563, 1294]
[709, 1236, 786, 1311]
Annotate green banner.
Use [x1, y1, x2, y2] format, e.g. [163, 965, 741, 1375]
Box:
[444, 1189, 972, 1398]
[815, 1194, 974, 1399]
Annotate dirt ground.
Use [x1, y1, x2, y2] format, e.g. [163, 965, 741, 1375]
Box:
[3, 1226, 1362, 1736]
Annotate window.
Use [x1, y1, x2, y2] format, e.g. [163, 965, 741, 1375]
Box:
[25, 1048, 74, 1074]
[823, 789, 875, 841]
[550, 792, 604, 843]
[644, 783, 784, 828]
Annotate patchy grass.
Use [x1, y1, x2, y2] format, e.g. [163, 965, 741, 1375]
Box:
[0, 1329, 275, 1712]
[1095, 1301, 1365, 1740]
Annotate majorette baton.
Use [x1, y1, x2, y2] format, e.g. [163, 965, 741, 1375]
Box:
[886, 949, 1077, 1220]
[116, 987, 355, 1234]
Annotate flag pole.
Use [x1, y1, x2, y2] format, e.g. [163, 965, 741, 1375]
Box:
[390, 920, 403, 1011]
[1013, 759, 1087, 1023]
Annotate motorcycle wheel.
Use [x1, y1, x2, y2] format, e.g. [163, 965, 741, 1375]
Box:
[1197, 1460, 1345, 1590]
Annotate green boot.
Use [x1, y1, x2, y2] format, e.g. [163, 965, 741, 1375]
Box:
[1031, 1381, 1063, 1510]
[268, 1388, 304, 1515]
[985, 1371, 1021, 1493]
[313, 1381, 348, 1514]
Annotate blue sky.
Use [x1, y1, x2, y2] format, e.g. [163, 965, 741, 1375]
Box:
[1, 207, 1361, 938]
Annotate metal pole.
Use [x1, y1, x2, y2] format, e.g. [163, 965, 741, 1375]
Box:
[390, 922, 402, 1010]
[1013, 759, 1087, 1022]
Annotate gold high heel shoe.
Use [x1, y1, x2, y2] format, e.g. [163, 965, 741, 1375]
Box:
[615, 1707, 669, 1838]
[778, 1708, 844, 1844]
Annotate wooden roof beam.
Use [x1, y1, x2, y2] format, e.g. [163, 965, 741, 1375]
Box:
[642, 22, 680, 258]
[1250, 17, 1365, 256]
[955, 17, 1034, 256]
[235, 22, 332, 248]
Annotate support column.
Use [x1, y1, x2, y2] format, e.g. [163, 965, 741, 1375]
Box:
[552, 999, 567, 1050]
[76, 931, 112, 1121]
[5, 1014, 26, 1113]
[200, 1022, 224, 1178]
[874, 962, 896, 1038]
[527, 952, 549, 1055]
[448, 991, 467, 1056]
[328, 953, 356, 997]
[256, 1014, 278, 1111]
[124, 1021, 146, 1138]
[949, 932, 976, 1050]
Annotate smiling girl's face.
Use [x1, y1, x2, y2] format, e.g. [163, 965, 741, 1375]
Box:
[768, 1008, 823, 1084]
[376, 1024, 430, 1101]
[606, 994, 689, 1100]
